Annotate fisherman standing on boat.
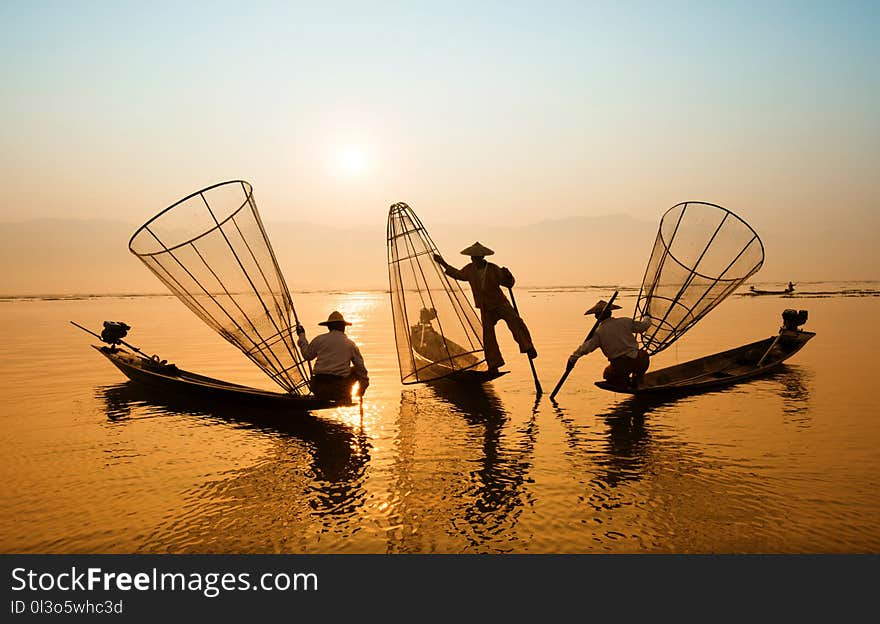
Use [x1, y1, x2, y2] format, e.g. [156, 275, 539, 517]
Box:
[568, 300, 651, 388]
[433, 242, 537, 373]
[296, 311, 369, 401]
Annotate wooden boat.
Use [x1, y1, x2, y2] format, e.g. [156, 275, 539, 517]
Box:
[748, 284, 795, 295]
[409, 349, 509, 384]
[94, 345, 342, 410]
[78, 182, 361, 411]
[595, 315, 815, 396]
[446, 368, 509, 383]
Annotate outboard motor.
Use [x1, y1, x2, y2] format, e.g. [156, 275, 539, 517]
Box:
[101, 321, 131, 345]
[781, 309, 808, 331]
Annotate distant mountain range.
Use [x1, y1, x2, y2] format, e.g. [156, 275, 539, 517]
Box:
[0, 214, 876, 295]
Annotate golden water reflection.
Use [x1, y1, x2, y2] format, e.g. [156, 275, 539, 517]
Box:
[97, 382, 371, 551]
[385, 381, 540, 552]
[93, 362, 816, 553]
[5, 292, 876, 553]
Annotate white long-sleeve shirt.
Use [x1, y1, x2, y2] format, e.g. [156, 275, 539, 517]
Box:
[572, 316, 651, 361]
[297, 330, 369, 380]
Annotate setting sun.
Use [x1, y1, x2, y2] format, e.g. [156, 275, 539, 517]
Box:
[336, 145, 369, 176]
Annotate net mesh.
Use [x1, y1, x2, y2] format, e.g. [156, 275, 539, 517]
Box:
[387, 202, 488, 383]
[128, 180, 311, 394]
[635, 201, 764, 355]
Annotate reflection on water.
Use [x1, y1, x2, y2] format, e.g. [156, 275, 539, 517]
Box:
[428, 380, 538, 540]
[588, 366, 813, 485]
[99, 382, 370, 487]
[773, 366, 812, 422]
[551, 394, 671, 489]
[3, 291, 879, 553]
[544, 367, 823, 552]
[389, 380, 539, 552]
[426, 378, 508, 422]
[96, 382, 371, 552]
[598, 397, 659, 487]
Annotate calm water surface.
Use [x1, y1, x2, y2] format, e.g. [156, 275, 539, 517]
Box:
[1, 284, 878, 553]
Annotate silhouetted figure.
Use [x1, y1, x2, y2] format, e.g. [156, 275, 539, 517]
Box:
[568, 299, 651, 388]
[434, 242, 536, 372]
[410, 306, 479, 369]
[297, 311, 369, 401]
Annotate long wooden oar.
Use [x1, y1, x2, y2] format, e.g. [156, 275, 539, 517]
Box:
[549, 290, 619, 401]
[507, 287, 542, 396]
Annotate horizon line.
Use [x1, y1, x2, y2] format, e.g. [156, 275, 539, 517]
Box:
[2, 279, 878, 301]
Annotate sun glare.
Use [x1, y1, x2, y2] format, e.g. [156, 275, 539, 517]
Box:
[336, 145, 369, 176]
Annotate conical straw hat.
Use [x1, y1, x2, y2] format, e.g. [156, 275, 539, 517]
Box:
[584, 300, 621, 315]
[318, 310, 352, 326]
[460, 241, 494, 256]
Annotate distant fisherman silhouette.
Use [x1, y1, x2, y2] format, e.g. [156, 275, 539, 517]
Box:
[568, 300, 651, 388]
[433, 242, 536, 372]
[296, 311, 369, 401]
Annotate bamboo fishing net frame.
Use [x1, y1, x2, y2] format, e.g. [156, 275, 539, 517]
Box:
[387, 202, 489, 384]
[128, 180, 312, 394]
[635, 201, 765, 355]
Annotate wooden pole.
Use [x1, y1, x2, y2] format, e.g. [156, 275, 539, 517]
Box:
[756, 333, 782, 367]
[549, 290, 619, 401]
[507, 287, 542, 396]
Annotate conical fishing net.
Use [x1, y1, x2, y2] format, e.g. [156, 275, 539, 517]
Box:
[129, 180, 311, 394]
[635, 201, 764, 355]
[387, 202, 488, 383]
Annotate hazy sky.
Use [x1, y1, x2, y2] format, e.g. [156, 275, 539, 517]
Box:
[1, 1, 878, 240]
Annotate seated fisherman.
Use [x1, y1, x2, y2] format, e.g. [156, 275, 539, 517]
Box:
[296, 311, 369, 401]
[411, 306, 479, 368]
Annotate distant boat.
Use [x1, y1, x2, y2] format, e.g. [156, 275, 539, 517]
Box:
[749, 282, 795, 295]
[595, 309, 814, 396]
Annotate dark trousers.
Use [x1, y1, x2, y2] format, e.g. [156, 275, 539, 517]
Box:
[604, 350, 650, 387]
[309, 372, 361, 401]
[480, 300, 534, 369]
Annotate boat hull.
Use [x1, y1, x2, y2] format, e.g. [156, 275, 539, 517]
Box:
[401, 350, 508, 385]
[595, 329, 815, 395]
[748, 288, 794, 295]
[446, 369, 509, 383]
[95, 346, 339, 410]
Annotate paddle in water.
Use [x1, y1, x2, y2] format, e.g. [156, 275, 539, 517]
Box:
[507, 287, 542, 396]
[549, 290, 619, 401]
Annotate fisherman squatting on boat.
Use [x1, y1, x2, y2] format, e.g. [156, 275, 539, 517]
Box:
[568, 299, 651, 389]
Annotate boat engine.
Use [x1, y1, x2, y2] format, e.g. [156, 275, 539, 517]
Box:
[781, 309, 808, 331]
[101, 321, 131, 345]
